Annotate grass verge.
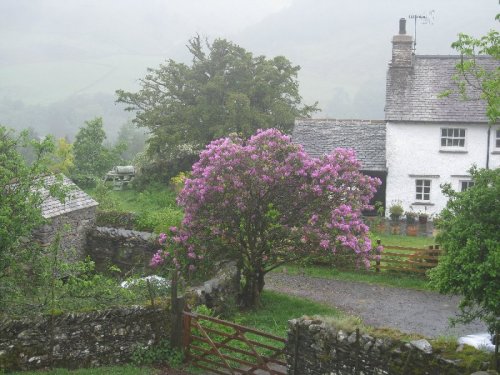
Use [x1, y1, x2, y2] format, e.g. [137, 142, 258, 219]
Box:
[273, 264, 432, 291]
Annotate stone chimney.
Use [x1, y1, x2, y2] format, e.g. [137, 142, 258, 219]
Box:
[391, 18, 413, 67]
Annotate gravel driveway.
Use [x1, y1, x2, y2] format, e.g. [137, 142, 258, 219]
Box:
[265, 273, 486, 338]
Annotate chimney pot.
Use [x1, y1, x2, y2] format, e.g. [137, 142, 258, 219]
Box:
[399, 18, 406, 35]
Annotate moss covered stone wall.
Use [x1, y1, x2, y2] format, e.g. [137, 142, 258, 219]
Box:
[0, 306, 169, 372]
[286, 317, 490, 375]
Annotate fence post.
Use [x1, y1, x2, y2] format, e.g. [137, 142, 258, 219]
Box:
[170, 270, 185, 349]
[183, 305, 191, 361]
[375, 239, 381, 273]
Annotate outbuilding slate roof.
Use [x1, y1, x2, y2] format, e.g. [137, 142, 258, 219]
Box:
[385, 55, 497, 123]
[40, 175, 98, 219]
[292, 119, 386, 171]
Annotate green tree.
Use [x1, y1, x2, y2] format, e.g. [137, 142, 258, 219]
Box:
[72, 117, 125, 186]
[0, 126, 54, 298]
[448, 14, 499, 123]
[116, 121, 147, 162]
[429, 168, 499, 365]
[49, 137, 74, 175]
[116, 36, 318, 179]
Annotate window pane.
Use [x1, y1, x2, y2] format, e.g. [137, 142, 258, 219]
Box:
[460, 129, 465, 137]
[453, 139, 459, 146]
[424, 193, 429, 200]
[454, 129, 459, 137]
[459, 139, 465, 147]
[424, 180, 430, 186]
[442, 129, 447, 136]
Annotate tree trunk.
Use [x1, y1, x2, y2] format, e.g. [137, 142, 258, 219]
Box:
[240, 267, 264, 308]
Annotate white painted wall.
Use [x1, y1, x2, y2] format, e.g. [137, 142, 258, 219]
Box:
[386, 122, 500, 217]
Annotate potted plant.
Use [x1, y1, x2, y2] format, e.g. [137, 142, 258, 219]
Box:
[389, 201, 404, 222]
[418, 212, 429, 224]
[405, 211, 417, 224]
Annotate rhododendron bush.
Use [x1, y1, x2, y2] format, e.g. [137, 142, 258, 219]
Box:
[174, 129, 380, 306]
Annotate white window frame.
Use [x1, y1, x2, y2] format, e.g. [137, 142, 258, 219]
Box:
[460, 180, 474, 192]
[440, 127, 467, 150]
[415, 179, 431, 202]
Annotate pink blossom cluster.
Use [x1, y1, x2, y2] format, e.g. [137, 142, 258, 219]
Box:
[149, 226, 200, 274]
[176, 128, 381, 270]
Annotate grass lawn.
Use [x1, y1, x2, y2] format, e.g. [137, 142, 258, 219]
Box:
[232, 290, 341, 337]
[370, 233, 436, 248]
[87, 185, 183, 233]
[273, 264, 431, 291]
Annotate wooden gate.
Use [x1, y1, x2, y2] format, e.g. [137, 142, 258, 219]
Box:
[183, 310, 287, 375]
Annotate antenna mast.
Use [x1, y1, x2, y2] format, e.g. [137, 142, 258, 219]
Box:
[408, 11, 434, 53]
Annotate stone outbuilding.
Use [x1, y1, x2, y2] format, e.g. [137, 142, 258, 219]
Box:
[33, 175, 98, 259]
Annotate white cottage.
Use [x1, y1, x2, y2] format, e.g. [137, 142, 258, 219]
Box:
[385, 19, 499, 217]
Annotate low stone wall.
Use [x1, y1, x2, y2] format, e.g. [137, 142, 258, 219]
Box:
[0, 306, 170, 372]
[187, 261, 240, 315]
[0, 261, 241, 372]
[286, 317, 487, 375]
[85, 226, 157, 274]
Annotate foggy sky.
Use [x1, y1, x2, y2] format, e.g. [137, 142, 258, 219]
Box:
[0, 0, 498, 138]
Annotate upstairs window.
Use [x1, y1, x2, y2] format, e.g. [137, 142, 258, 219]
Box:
[460, 180, 474, 192]
[416, 179, 431, 201]
[441, 128, 466, 148]
[496, 129, 500, 149]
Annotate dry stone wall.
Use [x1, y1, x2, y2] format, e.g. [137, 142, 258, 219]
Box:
[0, 306, 169, 372]
[286, 317, 487, 375]
[85, 226, 157, 274]
[0, 261, 240, 372]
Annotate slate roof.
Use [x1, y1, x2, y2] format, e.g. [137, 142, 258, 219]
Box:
[292, 119, 386, 171]
[385, 55, 497, 123]
[40, 175, 98, 219]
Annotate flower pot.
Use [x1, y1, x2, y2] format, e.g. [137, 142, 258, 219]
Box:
[406, 225, 418, 236]
[390, 223, 401, 235]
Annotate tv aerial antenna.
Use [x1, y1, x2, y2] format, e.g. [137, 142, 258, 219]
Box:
[409, 11, 435, 52]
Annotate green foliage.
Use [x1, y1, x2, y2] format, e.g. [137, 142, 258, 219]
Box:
[134, 210, 183, 234]
[0, 126, 57, 306]
[72, 117, 125, 187]
[116, 35, 318, 180]
[49, 138, 74, 175]
[90, 185, 183, 233]
[447, 14, 500, 123]
[131, 339, 183, 367]
[116, 121, 147, 162]
[388, 200, 404, 219]
[93, 180, 120, 210]
[95, 210, 137, 230]
[429, 167, 500, 335]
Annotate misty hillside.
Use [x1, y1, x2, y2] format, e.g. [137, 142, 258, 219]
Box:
[0, 0, 496, 138]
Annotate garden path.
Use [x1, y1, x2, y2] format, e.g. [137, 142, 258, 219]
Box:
[265, 273, 487, 338]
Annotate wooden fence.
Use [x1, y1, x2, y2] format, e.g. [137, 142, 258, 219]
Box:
[372, 244, 441, 274]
